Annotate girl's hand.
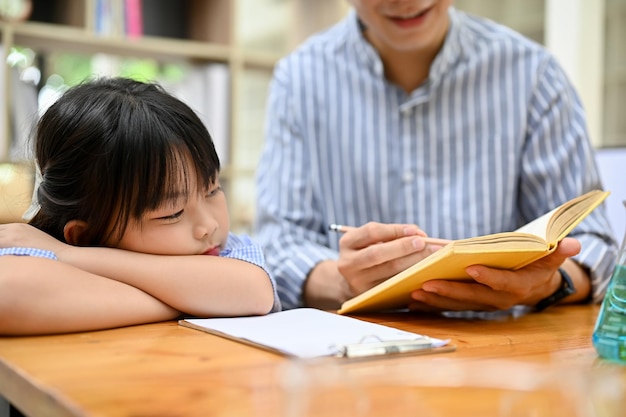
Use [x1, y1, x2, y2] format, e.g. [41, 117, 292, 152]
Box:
[0, 223, 70, 257]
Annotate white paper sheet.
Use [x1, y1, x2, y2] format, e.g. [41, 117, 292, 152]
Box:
[180, 308, 449, 359]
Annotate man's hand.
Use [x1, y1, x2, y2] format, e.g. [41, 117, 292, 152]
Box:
[336, 222, 443, 294]
[304, 222, 443, 309]
[408, 237, 588, 312]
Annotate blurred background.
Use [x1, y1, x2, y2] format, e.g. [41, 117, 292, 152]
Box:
[0, 0, 624, 237]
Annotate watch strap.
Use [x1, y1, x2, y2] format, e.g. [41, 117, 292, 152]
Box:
[535, 268, 577, 311]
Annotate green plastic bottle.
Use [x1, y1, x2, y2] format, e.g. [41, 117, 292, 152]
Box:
[593, 201, 626, 363]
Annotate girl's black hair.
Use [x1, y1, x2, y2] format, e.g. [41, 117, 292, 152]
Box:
[29, 77, 221, 246]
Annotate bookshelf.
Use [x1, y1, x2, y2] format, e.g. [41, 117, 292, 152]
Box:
[0, 0, 348, 230]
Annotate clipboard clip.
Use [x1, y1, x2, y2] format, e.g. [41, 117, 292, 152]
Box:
[334, 336, 434, 358]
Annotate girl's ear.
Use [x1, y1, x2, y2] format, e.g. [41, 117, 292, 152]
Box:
[63, 220, 89, 246]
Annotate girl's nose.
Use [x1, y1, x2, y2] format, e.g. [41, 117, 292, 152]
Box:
[193, 213, 219, 240]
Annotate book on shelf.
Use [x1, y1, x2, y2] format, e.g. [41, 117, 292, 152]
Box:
[0, 45, 5, 161]
[141, 0, 187, 39]
[169, 63, 230, 165]
[337, 189, 610, 315]
[124, 0, 143, 39]
[95, 0, 142, 38]
[10, 66, 39, 162]
[0, 46, 38, 162]
[95, 0, 119, 36]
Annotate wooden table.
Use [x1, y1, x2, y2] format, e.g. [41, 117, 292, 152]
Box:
[0, 305, 624, 417]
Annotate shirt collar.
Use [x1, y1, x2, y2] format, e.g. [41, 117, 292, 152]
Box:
[429, 7, 464, 85]
[347, 10, 384, 76]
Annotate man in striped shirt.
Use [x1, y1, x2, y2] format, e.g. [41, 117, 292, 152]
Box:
[255, 1, 618, 312]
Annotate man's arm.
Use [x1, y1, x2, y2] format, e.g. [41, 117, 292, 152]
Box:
[518, 54, 618, 302]
[304, 260, 352, 310]
[255, 60, 340, 309]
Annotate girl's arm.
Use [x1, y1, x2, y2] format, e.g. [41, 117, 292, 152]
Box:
[0, 256, 180, 335]
[0, 224, 276, 317]
[60, 247, 277, 317]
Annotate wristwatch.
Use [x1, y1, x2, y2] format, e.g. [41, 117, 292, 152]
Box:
[535, 268, 577, 311]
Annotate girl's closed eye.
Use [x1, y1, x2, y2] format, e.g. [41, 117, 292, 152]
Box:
[156, 209, 184, 222]
[206, 185, 222, 198]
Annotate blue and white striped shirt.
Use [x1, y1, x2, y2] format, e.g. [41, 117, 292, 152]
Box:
[221, 233, 282, 312]
[255, 8, 618, 309]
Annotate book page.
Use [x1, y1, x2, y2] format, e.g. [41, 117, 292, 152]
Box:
[546, 194, 608, 242]
[514, 206, 557, 239]
[517, 190, 609, 243]
[453, 233, 545, 247]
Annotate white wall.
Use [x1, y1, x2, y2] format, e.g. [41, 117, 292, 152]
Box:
[545, 0, 605, 148]
[595, 147, 626, 241]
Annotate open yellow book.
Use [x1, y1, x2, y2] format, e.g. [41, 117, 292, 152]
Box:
[337, 190, 610, 315]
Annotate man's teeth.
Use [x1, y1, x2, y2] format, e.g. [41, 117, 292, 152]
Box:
[399, 12, 420, 19]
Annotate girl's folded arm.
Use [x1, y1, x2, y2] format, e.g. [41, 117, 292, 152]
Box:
[61, 246, 276, 317]
[0, 256, 180, 336]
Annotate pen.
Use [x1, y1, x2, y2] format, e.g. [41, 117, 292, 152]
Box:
[328, 224, 452, 246]
[337, 338, 434, 358]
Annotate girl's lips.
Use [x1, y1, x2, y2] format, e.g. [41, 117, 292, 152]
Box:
[203, 247, 221, 256]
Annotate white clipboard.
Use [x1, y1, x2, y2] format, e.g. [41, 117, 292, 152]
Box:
[179, 308, 454, 359]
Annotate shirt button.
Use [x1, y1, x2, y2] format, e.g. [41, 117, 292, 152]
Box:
[402, 172, 414, 183]
[400, 107, 411, 116]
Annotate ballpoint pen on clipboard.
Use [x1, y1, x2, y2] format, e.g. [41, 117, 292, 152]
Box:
[328, 224, 453, 247]
[336, 338, 434, 358]
[333, 335, 454, 359]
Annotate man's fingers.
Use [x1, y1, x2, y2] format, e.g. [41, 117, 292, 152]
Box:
[339, 222, 426, 249]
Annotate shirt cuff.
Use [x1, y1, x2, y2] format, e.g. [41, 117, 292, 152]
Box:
[0, 247, 58, 260]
